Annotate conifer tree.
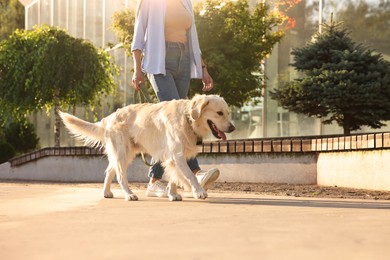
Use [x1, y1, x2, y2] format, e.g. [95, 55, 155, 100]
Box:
[270, 19, 390, 135]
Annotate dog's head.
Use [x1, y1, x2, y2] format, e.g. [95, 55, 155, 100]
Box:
[190, 94, 235, 140]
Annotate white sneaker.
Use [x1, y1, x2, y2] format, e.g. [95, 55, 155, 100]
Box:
[196, 168, 220, 191]
[146, 180, 168, 198]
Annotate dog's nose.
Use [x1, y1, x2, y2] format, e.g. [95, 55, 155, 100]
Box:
[228, 124, 235, 133]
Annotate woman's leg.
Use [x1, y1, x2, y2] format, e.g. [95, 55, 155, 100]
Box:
[163, 43, 202, 172]
[147, 42, 198, 179]
[187, 158, 201, 173]
[146, 43, 220, 195]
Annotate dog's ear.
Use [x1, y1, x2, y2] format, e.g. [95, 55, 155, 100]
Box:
[191, 95, 209, 120]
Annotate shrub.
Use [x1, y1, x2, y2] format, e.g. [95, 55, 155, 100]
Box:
[0, 141, 15, 164]
[5, 120, 39, 153]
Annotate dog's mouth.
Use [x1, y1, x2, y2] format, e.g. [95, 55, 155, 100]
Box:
[207, 120, 227, 140]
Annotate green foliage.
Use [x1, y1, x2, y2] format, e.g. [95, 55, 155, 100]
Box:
[0, 25, 117, 115]
[0, 140, 15, 164]
[191, 0, 285, 106]
[111, 0, 289, 107]
[0, 25, 118, 146]
[0, 0, 24, 41]
[4, 118, 39, 153]
[111, 9, 136, 56]
[270, 21, 390, 135]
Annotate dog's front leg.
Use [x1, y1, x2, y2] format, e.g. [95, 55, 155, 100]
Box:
[167, 182, 182, 201]
[190, 180, 208, 200]
[167, 156, 208, 200]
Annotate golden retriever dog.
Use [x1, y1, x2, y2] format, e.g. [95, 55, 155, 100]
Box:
[60, 94, 235, 201]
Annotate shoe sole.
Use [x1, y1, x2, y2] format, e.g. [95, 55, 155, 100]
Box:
[181, 169, 220, 197]
[146, 191, 168, 198]
[182, 171, 220, 198]
[199, 169, 220, 191]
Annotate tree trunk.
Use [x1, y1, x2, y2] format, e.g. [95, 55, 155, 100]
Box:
[54, 90, 61, 147]
[343, 114, 351, 136]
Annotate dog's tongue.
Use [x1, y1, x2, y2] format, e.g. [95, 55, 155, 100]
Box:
[218, 130, 227, 141]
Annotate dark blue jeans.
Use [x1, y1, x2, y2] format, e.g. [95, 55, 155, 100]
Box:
[147, 42, 201, 179]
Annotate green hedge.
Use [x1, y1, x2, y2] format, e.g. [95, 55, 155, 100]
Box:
[0, 141, 15, 164]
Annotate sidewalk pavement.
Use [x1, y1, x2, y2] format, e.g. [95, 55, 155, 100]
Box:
[1, 182, 390, 260]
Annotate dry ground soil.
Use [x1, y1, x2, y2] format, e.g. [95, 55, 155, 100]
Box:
[10, 181, 390, 200]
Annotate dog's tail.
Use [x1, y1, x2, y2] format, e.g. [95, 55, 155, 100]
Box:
[59, 111, 105, 147]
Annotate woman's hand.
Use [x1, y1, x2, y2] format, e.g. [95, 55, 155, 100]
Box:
[132, 49, 144, 91]
[132, 69, 145, 91]
[202, 67, 213, 92]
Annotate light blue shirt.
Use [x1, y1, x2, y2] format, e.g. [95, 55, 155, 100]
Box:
[131, 0, 203, 79]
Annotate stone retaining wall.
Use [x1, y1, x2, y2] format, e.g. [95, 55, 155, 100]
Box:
[1, 132, 389, 190]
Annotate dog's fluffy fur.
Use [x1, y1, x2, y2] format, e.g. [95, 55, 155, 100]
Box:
[60, 94, 235, 201]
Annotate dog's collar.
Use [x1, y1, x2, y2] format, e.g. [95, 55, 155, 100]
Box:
[185, 113, 197, 136]
[185, 113, 201, 140]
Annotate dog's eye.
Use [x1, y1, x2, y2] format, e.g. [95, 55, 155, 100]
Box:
[217, 111, 224, 116]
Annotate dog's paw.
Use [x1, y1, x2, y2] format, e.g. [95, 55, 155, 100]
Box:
[125, 194, 138, 201]
[103, 191, 114, 198]
[193, 189, 208, 200]
[168, 194, 182, 201]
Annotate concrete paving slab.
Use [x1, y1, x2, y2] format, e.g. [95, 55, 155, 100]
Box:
[1, 182, 390, 260]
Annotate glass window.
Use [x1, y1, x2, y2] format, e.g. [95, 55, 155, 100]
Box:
[53, 0, 67, 29]
[331, 0, 390, 60]
[40, 0, 51, 25]
[26, 2, 39, 29]
[68, 0, 84, 39]
[85, 0, 103, 46]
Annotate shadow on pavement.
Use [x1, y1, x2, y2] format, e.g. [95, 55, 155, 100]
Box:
[207, 196, 390, 210]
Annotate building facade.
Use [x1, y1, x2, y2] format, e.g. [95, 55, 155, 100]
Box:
[18, 0, 390, 147]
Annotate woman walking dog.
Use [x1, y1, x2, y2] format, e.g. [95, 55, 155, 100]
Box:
[131, 0, 220, 197]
